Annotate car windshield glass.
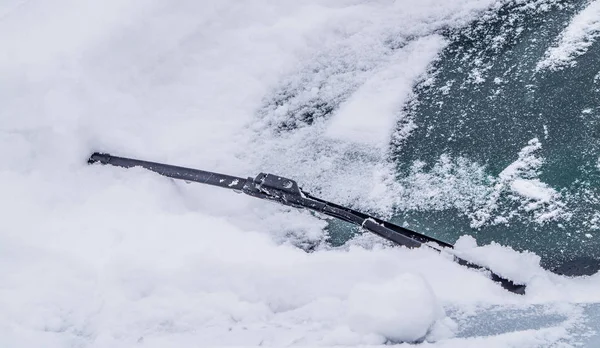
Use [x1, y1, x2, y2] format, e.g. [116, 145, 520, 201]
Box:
[390, 0, 600, 272]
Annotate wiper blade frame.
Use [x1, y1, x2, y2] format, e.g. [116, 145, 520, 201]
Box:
[88, 152, 526, 295]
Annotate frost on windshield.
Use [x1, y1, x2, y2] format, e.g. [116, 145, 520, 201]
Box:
[537, 0, 600, 70]
[468, 138, 568, 228]
[393, 0, 600, 267]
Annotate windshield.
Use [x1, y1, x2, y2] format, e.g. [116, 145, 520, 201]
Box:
[386, 0, 600, 273]
[5, 0, 600, 346]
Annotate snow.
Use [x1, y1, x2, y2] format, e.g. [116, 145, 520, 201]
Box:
[468, 138, 567, 227]
[228, 179, 239, 187]
[325, 35, 447, 148]
[1, 0, 599, 347]
[383, 138, 567, 228]
[511, 179, 555, 203]
[346, 274, 450, 343]
[537, 0, 600, 71]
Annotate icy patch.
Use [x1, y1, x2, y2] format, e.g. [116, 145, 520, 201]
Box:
[537, 0, 600, 70]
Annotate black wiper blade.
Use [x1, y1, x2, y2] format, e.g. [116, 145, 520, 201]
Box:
[88, 152, 526, 295]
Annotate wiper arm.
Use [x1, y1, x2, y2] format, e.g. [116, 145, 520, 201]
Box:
[88, 152, 526, 295]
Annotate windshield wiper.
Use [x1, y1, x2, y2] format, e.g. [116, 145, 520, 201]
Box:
[88, 152, 526, 294]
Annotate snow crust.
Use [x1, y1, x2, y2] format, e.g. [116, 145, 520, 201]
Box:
[537, 0, 600, 70]
[1, 0, 599, 347]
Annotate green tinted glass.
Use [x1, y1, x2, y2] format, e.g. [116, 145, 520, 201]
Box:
[393, 0, 600, 272]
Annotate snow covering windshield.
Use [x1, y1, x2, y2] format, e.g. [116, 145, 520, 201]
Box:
[1, 0, 600, 347]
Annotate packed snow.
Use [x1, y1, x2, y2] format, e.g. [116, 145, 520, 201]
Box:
[1, 0, 599, 347]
